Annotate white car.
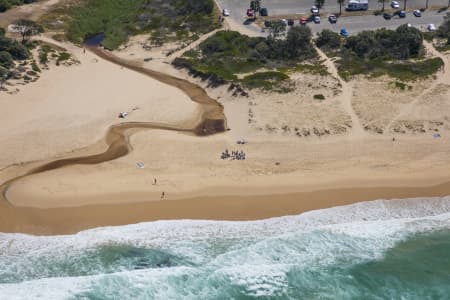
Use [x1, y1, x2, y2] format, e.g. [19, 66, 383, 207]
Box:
[311, 6, 319, 14]
[281, 18, 288, 25]
[313, 15, 321, 24]
[427, 23, 436, 31]
[391, 1, 400, 9]
[222, 9, 230, 16]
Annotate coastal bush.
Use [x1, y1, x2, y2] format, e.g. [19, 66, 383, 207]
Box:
[176, 29, 316, 89]
[0, 51, 14, 68]
[344, 25, 423, 60]
[65, 0, 218, 49]
[315, 30, 341, 51]
[332, 24, 438, 81]
[0, 34, 30, 77]
[437, 13, 450, 44]
[0, 0, 35, 13]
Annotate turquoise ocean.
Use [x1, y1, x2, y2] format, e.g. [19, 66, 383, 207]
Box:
[1, 197, 450, 299]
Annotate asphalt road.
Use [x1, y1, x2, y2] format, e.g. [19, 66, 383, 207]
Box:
[216, 0, 449, 35]
[217, 0, 449, 17]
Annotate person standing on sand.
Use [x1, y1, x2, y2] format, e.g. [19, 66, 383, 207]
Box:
[153, 178, 157, 185]
[161, 192, 165, 200]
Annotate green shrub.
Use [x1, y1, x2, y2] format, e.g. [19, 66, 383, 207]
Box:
[313, 94, 325, 100]
[0, 51, 14, 68]
[241, 71, 290, 91]
[316, 29, 341, 50]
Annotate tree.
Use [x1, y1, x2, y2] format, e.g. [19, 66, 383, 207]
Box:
[250, 0, 261, 16]
[0, 51, 14, 68]
[316, 0, 325, 8]
[12, 19, 43, 43]
[268, 20, 287, 39]
[316, 29, 341, 49]
[285, 26, 313, 59]
[425, 0, 429, 9]
[337, 0, 345, 14]
[379, 0, 387, 11]
[0, 65, 8, 91]
[403, 0, 407, 10]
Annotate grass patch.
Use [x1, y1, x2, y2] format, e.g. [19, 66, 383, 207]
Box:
[390, 81, 412, 91]
[289, 63, 330, 76]
[241, 71, 291, 92]
[337, 56, 444, 81]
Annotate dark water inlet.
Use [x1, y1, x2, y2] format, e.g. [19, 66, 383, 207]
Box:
[84, 33, 105, 47]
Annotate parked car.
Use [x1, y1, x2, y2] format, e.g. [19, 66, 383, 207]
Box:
[300, 17, 308, 25]
[222, 9, 230, 16]
[328, 14, 337, 23]
[287, 19, 294, 26]
[313, 15, 321, 24]
[281, 18, 288, 25]
[391, 1, 400, 9]
[260, 7, 268, 16]
[246, 8, 254, 17]
[383, 13, 392, 20]
[311, 6, 319, 14]
[340, 28, 349, 37]
[428, 23, 436, 31]
[413, 9, 422, 17]
[397, 10, 406, 18]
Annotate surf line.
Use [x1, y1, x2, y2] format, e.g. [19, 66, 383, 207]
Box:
[0, 44, 227, 204]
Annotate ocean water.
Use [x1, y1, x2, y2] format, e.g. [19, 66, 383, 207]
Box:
[1, 197, 450, 299]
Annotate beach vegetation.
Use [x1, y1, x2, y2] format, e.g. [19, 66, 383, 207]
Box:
[313, 94, 326, 100]
[174, 29, 317, 91]
[62, 0, 219, 50]
[437, 12, 450, 44]
[241, 71, 292, 92]
[316, 25, 441, 81]
[0, 51, 14, 69]
[12, 19, 44, 43]
[315, 29, 341, 53]
[0, 0, 36, 13]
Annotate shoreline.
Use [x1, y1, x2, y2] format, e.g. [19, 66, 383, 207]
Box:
[2, 177, 450, 235]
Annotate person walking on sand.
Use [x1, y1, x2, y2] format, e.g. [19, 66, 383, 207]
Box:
[161, 192, 165, 200]
[153, 178, 157, 185]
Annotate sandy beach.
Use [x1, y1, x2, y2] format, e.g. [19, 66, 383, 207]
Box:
[1, 7, 450, 234]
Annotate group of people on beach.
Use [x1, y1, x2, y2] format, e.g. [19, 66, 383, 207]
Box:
[221, 149, 246, 160]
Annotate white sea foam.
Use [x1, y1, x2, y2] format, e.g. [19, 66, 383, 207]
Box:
[1, 196, 450, 299]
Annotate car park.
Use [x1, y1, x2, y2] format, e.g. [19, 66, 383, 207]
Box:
[340, 28, 349, 37]
[260, 7, 268, 16]
[391, 1, 400, 9]
[383, 13, 392, 20]
[313, 15, 321, 24]
[328, 14, 337, 23]
[311, 6, 319, 14]
[428, 23, 436, 31]
[287, 19, 294, 26]
[300, 17, 308, 25]
[413, 9, 421, 17]
[222, 9, 230, 16]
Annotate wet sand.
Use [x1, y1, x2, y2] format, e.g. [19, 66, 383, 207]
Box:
[2, 179, 450, 235]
